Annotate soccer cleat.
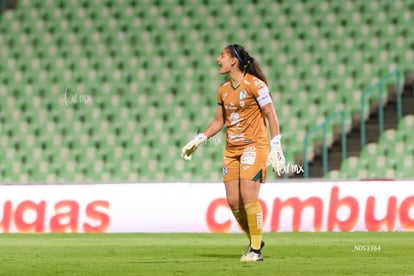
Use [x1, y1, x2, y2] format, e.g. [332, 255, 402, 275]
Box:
[240, 250, 264, 262]
[242, 240, 265, 255]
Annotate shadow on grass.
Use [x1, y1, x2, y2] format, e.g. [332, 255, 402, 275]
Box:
[196, 253, 240, 259]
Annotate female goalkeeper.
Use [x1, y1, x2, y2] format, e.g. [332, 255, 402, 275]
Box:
[181, 44, 285, 262]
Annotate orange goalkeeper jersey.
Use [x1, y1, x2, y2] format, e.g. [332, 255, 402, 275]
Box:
[217, 73, 272, 149]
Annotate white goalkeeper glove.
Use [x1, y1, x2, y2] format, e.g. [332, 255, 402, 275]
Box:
[266, 134, 286, 174]
[181, 133, 208, 161]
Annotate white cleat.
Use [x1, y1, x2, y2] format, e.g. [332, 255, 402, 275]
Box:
[240, 251, 264, 262]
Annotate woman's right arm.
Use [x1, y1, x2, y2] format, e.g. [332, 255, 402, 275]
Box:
[181, 105, 225, 160]
[202, 105, 225, 138]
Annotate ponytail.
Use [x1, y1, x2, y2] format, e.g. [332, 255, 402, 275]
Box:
[228, 44, 268, 86]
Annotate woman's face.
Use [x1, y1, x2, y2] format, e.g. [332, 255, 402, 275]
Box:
[216, 47, 236, 74]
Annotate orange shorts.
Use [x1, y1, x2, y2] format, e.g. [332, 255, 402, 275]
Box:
[222, 144, 269, 183]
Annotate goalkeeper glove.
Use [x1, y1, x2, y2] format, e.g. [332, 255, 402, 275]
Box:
[181, 133, 208, 161]
[266, 134, 286, 174]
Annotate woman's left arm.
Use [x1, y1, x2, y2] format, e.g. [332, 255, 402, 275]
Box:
[261, 102, 281, 139]
[261, 102, 286, 172]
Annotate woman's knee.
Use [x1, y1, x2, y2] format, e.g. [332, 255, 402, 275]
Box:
[226, 196, 240, 210]
[224, 180, 241, 210]
[240, 179, 261, 203]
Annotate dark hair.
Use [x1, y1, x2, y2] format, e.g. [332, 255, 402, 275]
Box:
[228, 44, 268, 85]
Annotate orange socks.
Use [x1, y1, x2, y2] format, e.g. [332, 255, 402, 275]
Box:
[232, 209, 250, 239]
[244, 200, 263, 250]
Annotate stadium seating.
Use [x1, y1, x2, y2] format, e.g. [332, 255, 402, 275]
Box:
[330, 115, 414, 179]
[0, 0, 413, 183]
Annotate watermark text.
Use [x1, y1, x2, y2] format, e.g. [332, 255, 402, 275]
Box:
[64, 87, 92, 106]
[352, 244, 381, 252]
[276, 163, 305, 176]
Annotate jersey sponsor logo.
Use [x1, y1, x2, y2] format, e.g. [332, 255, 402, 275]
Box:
[225, 102, 237, 110]
[229, 112, 241, 126]
[228, 133, 245, 143]
[254, 79, 263, 87]
[241, 151, 256, 165]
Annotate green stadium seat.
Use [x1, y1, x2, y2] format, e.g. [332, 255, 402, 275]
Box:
[339, 156, 361, 178]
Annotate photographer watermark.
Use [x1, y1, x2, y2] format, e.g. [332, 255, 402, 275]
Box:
[194, 130, 223, 146]
[276, 163, 305, 176]
[352, 244, 382, 252]
[64, 87, 92, 106]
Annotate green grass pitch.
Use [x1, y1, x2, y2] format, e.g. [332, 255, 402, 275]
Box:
[1, 232, 413, 275]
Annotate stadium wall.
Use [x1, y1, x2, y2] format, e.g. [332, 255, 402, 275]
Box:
[0, 181, 413, 233]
